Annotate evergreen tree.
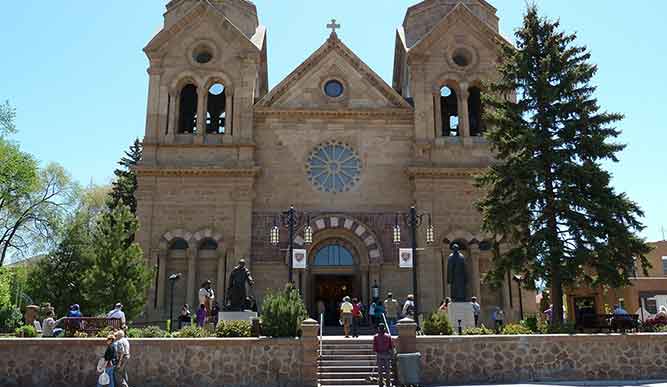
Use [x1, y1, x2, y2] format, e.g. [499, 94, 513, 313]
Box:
[108, 139, 142, 214]
[477, 6, 650, 324]
[84, 205, 152, 320]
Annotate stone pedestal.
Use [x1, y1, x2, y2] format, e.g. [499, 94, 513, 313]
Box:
[447, 302, 475, 333]
[301, 318, 320, 387]
[219, 311, 258, 322]
[396, 317, 417, 353]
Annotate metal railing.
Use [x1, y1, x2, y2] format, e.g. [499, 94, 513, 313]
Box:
[382, 313, 391, 335]
[319, 313, 324, 357]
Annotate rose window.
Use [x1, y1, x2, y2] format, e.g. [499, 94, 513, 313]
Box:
[307, 142, 361, 193]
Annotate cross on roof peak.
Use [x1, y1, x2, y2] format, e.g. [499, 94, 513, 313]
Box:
[327, 19, 341, 35]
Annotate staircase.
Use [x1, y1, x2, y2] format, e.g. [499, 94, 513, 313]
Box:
[318, 339, 395, 386]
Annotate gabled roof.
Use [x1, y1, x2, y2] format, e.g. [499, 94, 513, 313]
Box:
[256, 33, 411, 109]
[408, 2, 512, 56]
[144, 1, 261, 57]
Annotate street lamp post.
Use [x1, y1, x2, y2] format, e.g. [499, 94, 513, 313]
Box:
[393, 206, 434, 322]
[270, 206, 312, 288]
[168, 272, 182, 332]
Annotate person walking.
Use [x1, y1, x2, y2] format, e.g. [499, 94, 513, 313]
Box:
[340, 296, 354, 338]
[107, 303, 126, 327]
[373, 323, 394, 387]
[114, 330, 130, 387]
[383, 292, 400, 326]
[97, 334, 116, 387]
[198, 280, 215, 315]
[402, 295, 415, 320]
[373, 298, 385, 329]
[471, 297, 481, 327]
[492, 307, 505, 334]
[351, 298, 363, 338]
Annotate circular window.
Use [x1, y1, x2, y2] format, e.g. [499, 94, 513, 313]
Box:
[452, 48, 473, 68]
[307, 142, 361, 193]
[194, 50, 213, 64]
[324, 80, 344, 98]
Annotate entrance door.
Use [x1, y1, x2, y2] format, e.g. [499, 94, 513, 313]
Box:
[314, 275, 355, 326]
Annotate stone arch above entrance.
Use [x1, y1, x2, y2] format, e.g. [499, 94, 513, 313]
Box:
[293, 215, 383, 264]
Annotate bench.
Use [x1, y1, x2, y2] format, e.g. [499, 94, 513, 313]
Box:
[576, 314, 639, 333]
[62, 317, 123, 336]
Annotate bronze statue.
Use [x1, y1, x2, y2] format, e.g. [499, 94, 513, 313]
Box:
[447, 242, 467, 302]
[227, 259, 254, 311]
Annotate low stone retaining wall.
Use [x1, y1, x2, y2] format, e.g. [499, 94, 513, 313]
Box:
[0, 337, 304, 387]
[417, 333, 667, 385]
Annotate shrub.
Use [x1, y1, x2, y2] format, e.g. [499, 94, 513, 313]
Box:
[422, 312, 453, 335]
[261, 285, 308, 337]
[96, 326, 115, 338]
[15, 325, 38, 338]
[462, 325, 494, 335]
[174, 325, 207, 338]
[216, 320, 252, 338]
[656, 325, 667, 333]
[542, 321, 577, 334]
[127, 326, 168, 338]
[73, 331, 89, 338]
[523, 316, 539, 333]
[501, 323, 533, 335]
[0, 304, 22, 333]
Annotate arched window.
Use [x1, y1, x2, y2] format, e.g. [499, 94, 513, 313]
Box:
[440, 86, 459, 137]
[206, 83, 226, 134]
[199, 238, 218, 251]
[468, 86, 484, 136]
[169, 238, 189, 250]
[313, 244, 354, 266]
[178, 84, 198, 134]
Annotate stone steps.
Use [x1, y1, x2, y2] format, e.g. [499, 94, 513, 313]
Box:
[318, 339, 394, 387]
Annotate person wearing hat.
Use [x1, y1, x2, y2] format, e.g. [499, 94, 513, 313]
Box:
[383, 292, 400, 327]
[373, 323, 394, 387]
[107, 303, 126, 326]
[340, 296, 354, 338]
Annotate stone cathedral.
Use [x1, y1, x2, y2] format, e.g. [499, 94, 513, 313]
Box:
[136, 0, 536, 325]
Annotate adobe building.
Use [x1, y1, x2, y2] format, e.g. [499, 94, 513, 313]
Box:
[567, 240, 667, 322]
[135, 0, 536, 325]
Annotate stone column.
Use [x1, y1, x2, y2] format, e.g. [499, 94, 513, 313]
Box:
[166, 92, 177, 143]
[157, 245, 168, 312]
[145, 68, 162, 141]
[195, 86, 206, 141]
[458, 84, 471, 139]
[469, 246, 481, 303]
[396, 317, 417, 354]
[301, 318, 320, 387]
[233, 187, 253, 267]
[216, 251, 226, 308]
[225, 92, 233, 136]
[186, 245, 198, 308]
[433, 92, 442, 137]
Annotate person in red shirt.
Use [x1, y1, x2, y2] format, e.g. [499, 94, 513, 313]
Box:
[351, 298, 363, 338]
[373, 323, 393, 387]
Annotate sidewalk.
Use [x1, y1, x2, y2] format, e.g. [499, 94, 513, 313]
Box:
[441, 382, 667, 387]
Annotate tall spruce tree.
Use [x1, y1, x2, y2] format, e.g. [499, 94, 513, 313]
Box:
[477, 6, 650, 324]
[108, 139, 142, 214]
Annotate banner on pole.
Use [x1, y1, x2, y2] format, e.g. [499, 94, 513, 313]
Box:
[399, 248, 413, 268]
[293, 249, 307, 269]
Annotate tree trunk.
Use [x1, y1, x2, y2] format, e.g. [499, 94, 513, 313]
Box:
[550, 265, 564, 325]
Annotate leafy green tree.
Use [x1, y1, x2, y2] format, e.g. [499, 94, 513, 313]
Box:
[0, 100, 16, 138]
[84, 205, 152, 319]
[476, 6, 650, 324]
[25, 212, 95, 316]
[108, 139, 142, 214]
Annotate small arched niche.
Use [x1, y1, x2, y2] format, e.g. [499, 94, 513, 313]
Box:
[206, 83, 226, 135]
[440, 85, 459, 137]
[178, 84, 198, 134]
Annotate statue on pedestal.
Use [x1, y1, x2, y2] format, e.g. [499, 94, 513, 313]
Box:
[227, 259, 254, 311]
[447, 242, 467, 302]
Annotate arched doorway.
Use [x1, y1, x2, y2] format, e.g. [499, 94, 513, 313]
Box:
[309, 239, 360, 326]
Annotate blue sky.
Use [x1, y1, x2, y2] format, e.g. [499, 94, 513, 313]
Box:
[1, 1, 665, 241]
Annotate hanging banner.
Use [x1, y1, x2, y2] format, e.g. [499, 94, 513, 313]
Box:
[293, 249, 307, 269]
[399, 248, 413, 268]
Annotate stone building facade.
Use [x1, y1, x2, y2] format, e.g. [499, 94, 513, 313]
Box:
[136, 0, 536, 325]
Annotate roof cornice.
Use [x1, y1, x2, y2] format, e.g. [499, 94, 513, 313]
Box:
[136, 166, 261, 178]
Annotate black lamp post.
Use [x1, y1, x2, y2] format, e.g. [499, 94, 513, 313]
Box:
[270, 206, 312, 288]
[513, 274, 524, 321]
[393, 206, 435, 322]
[168, 272, 182, 332]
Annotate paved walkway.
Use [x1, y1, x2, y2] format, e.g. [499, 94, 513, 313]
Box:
[442, 382, 667, 387]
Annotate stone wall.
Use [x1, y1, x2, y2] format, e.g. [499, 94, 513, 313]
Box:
[416, 333, 667, 385]
[0, 338, 304, 387]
